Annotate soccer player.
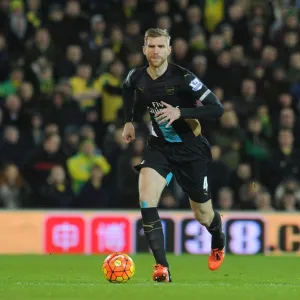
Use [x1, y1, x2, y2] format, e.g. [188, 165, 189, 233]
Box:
[122, 28, 225, 282]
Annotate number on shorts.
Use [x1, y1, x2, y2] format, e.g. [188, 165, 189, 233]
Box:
[203, 176, 208, 191]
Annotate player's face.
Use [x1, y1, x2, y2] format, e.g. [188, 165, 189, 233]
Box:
[143, 36, 171, 67]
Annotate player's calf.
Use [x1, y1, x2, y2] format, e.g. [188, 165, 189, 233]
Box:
[192, 209, 214, 227]
[138, 168, 171, 281]
[141, 207, 170, 270]
[206, 211, 224, 247]
[190, 202, 225, 270]
[191, 203, 224, 248]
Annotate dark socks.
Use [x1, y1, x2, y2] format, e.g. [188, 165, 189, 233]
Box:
[206, 211, 225, 249]
[141, 207, 169, 269]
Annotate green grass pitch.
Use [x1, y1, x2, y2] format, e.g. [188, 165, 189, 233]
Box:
[0, 254, 299, 300]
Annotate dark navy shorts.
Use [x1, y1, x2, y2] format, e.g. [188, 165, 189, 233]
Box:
[135, 135, 212, 203]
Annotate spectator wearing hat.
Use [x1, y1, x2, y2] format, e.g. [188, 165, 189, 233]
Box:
[88, 14, 107, 51]
[81, 14, 108, 68]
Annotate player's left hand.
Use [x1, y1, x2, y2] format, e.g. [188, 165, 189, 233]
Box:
[155, 101, 181, 127]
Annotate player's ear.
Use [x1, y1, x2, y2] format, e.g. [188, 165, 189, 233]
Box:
[142, 46, 147, 55]
[168, 46, 172, 55]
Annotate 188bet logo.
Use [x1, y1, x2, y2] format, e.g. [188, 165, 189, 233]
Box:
[225, 219, 265, 254]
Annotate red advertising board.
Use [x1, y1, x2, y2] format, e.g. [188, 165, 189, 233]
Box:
[44, 216, 86, 253]
[90, 216, 131, 253]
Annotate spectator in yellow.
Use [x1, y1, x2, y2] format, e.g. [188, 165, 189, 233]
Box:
[204, 0, 225, 33]
[69, 63, 99, 111]
[67, 139, 110, 194]
[94, 60, 125, 124]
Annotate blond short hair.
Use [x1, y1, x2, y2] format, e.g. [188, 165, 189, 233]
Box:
[144, 28, 171, 46]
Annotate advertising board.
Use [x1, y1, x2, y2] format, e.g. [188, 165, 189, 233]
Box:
[0, 211, 299, 255]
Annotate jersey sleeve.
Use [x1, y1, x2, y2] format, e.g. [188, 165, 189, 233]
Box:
[180, 69, 224, 119]
[122, 69, 137, 123]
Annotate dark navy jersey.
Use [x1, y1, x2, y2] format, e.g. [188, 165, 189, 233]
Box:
[123, 63, 223, 143]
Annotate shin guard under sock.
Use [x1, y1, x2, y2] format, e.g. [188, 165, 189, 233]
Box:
[141, 207, 169, 268]
[206, 210, 224, 249]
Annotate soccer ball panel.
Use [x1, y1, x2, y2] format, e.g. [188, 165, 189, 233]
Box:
[129, 265, 135, 273]
[102, 267, 108, 275]
[104, 270, 112, 281]
[110, 273, 117, 281]
[114, 259, 122, 267]
[116, 276, 124, 282]
[113, 264, 126, 271]
[114, 270, 124, 277]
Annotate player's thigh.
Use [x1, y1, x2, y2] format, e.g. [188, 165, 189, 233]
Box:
[135, 148, 173, 207]
[189, 198, 213, 213]
[175, 159, 214, 225]
[174, 158, 212, 204]
[138, 167, 167, 207]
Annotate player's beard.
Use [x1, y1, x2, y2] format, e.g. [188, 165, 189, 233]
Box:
[149, 56, 166, 68]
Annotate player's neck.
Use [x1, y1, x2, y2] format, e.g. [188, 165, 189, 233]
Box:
[147, 61, 168, 80]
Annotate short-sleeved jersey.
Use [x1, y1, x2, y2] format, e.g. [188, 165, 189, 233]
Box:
[123, 63, 221, 143]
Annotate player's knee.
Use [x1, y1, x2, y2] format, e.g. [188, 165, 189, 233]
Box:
[139, 186, 161, 207]
[139, 199, 154, 208]
[193, 210, 212, 227]
[139, 168, 166, 208]
[139, 193, 158, 208]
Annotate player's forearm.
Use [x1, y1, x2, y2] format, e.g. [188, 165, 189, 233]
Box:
[180, 105, 223, 119]
[180, 94, 224, 119]
[123, 86, 135, 122]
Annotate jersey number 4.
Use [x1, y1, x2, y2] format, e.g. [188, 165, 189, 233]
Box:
[203, 176, 208, 191]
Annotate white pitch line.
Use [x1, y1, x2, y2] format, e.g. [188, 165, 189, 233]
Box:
[15, 282, 300, 287]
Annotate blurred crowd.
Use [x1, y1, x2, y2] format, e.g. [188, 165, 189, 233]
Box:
[0, 0, 300, 211]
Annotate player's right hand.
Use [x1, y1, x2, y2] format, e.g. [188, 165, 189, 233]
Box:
[122, 122, 135, 144]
